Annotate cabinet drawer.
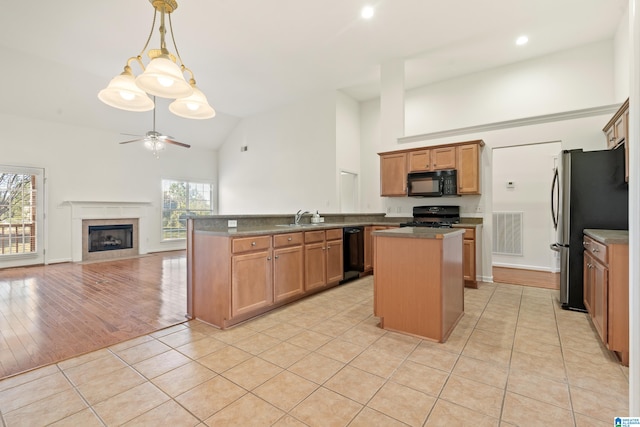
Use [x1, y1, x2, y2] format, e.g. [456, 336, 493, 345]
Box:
[325, 228, 343, 241]
[305, 230, 325, 243]
[583, 236, 607, 264]
[462, 227, 475, 240]
[273, 232, 303, 248]
[232, 235, 271, 253]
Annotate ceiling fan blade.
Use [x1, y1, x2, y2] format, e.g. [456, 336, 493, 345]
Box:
[119, 138, 145, 144]
[120, 133, 143, 137]
[163, 138, 191, 148]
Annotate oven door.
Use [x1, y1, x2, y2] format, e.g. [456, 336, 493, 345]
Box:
[407, 172, 443, 197]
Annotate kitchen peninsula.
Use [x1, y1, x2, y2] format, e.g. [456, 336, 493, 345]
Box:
[373, 227, 465, 342]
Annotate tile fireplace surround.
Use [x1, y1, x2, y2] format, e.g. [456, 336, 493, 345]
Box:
[67, 201, 151, 262]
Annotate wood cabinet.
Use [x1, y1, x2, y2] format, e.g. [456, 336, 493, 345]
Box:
[603, 98, 629, 181]
[304, 229, 343, 290]
[273, 233, 304, 302]
[408, 147, 456, 172]
[231, 236, 273, 317]
[374, 228, 464, 342]
[365, 225, 398, 274]
[380, 152, 408, 196]
[379, 140, 483, 197]
[455, 225, 479, 288]
[456, 144, 480, 194]
[582, 234, 629, 365]
[191, 229, 340, 329]
[408, 149, 430, 172]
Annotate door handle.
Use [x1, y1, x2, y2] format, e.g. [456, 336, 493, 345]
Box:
[550, 243, 560, 252]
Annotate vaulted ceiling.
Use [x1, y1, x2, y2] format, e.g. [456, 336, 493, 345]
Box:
[0, 0, 628, 149]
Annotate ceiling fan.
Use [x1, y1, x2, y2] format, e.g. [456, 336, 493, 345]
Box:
[119, 98, 190, 158]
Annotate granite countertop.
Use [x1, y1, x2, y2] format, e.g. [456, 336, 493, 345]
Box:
[372, 227, 464, 240]
[193, 221, 403, 237]
[584, 229, 629, 245]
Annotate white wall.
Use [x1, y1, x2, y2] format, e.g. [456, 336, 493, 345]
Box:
[404, 41, 615, 136]
[336, 91, 361, 211]
[0, 113, 217, 267]
[492, 142, 562, 272]
[217, 91, 338, 215]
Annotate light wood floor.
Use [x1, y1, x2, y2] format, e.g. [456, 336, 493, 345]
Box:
[0, 251, 187, 380]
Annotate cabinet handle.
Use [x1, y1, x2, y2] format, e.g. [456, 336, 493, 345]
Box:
[327, 245, 331, 250]
[592, 248, 599, 253]
[322, 247, 326, 250]
[583, 241, 590, 247]
[251, 241, 256, 246]
[287, 237, 292, 241]
[274, 255, 279, 259]
[267, 256, 271, 260]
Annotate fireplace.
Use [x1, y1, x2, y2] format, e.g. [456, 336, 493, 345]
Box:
[82, 218, 140, 262]
[88, 224, 134, 253]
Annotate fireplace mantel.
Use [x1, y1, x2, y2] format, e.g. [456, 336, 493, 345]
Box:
[66, 201, 151, 262]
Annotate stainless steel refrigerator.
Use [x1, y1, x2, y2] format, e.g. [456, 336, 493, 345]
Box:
[550, 147, 628, 311]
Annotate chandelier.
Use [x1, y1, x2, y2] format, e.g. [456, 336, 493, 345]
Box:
[98, 0, 215, 120]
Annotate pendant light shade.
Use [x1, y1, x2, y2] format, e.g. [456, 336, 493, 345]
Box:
[98, 71, 155, 112]
[169, 83, 216, 119]
[135, 56, 193, 99]
[98, 0, 215, 120]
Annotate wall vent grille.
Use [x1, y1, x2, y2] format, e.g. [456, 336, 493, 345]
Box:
[492, 212, 523, 256]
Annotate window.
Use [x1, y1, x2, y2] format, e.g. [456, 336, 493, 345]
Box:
[162, 179, 213, 240]
[0, 170, 38, 256]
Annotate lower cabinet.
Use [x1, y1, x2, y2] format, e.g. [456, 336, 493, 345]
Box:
[454, 225, 480, 288]
[582, 234, 629, 365]
[304, 229, 343, 290]
[365, 225, 398, 274]
[190, 228, 343, 329]
[231, 249, 273, 317]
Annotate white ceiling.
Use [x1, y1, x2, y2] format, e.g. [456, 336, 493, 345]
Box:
[0, 0, 628, 150]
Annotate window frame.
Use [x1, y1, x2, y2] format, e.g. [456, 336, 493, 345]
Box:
[161, 179, 214, 242]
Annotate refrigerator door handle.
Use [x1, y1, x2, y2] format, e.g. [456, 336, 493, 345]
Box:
[550, 243, 560, 252]
[550, 167, 559, 230]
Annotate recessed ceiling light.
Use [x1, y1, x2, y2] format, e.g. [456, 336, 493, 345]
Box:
[516, 35, 529, 46]
[361, 5, 375, 19]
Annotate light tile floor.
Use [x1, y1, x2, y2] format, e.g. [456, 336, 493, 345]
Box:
[0, 277, 629, 426]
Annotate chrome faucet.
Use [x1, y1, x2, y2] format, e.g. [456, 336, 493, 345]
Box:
[294, 210, 309, 225]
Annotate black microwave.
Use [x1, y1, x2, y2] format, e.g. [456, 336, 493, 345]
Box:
[407, 170, 458, 197]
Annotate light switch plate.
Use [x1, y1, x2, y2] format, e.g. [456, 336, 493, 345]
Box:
[228, 220, 238, 228]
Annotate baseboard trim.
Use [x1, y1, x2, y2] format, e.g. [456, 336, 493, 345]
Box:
[492, 266, 559, 290]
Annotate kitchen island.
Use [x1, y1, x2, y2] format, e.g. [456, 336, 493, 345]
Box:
[373, 227, 464, 342]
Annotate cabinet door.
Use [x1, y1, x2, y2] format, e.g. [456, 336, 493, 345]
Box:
[456, 144, 480, 194]
[592, 260, 608, 344]
[614, 113, 627, 147]
[583, 252, 594, 314]
[231, 250, 273, 317]
[273, 245, 304, 302]
[326, 238, 344, 284]
[380, 153, 408, 196]
[432, 147, 456, 170]
[462, 239, 475, 282]
[408, 150, 431, 172]
[305, 242, 326, 290]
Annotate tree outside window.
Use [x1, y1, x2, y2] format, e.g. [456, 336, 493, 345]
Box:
[162, 179, 213, 240]
[0, 173, 37, 255]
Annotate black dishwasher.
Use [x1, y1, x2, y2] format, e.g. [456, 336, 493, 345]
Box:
[342, 226, 364, 282]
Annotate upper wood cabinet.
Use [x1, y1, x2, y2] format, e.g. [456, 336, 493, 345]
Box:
[432, 147, 457, 170]
[380, 152, 408, 196]
[603, 98, 628, 149]
[456, 143, 480, 194]
[408, 150, 430, 172]
[603, 99, 629, 182]
[408, 147, 456, 172]
[379, 140, 483, 197]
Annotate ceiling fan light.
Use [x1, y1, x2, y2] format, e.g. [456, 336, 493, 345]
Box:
[98, 72, 155, 112]
[169, 85, 216, 119]
[135, 56, 193, 98]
